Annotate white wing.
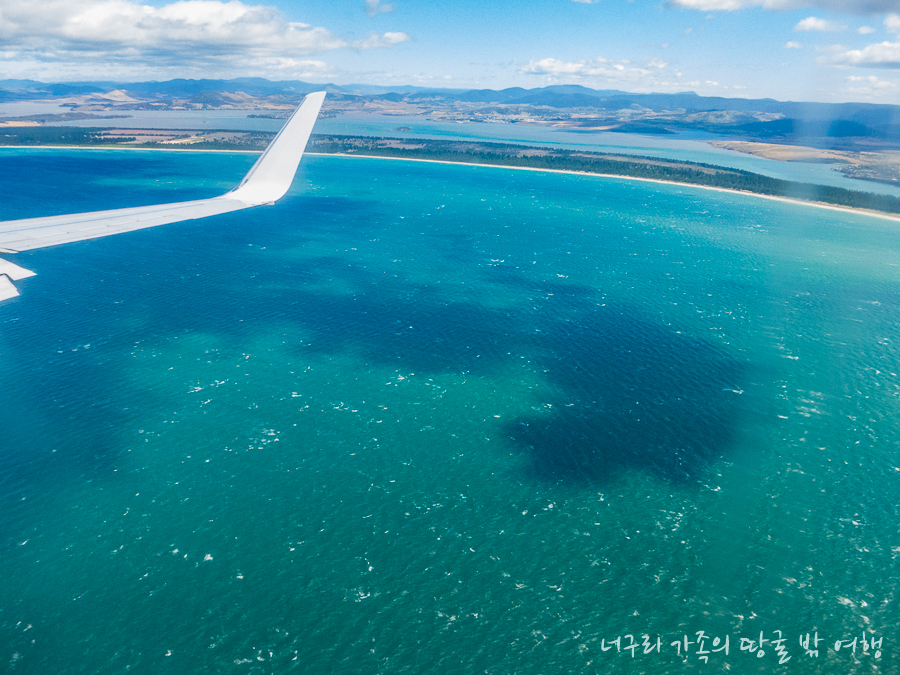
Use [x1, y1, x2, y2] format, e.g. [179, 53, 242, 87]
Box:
[0, 91, 326, 301]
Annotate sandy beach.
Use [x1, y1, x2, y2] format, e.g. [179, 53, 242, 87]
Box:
[3, 144, 899, 223]
[308, 152, 900, 224]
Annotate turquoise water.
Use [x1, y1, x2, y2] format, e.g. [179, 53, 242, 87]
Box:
[1, 150, 898, 673]
[315, 114, 900, 198]
[9, 99, 896, 197]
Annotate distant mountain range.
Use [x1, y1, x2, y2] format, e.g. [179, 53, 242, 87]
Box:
[3, 78, 900, 148]
[0, 77, 895, 119]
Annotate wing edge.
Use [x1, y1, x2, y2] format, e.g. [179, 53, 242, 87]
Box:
[0, 91, 325, 301]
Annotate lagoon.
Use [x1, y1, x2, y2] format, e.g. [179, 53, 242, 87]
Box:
[4, 100, 896, 197]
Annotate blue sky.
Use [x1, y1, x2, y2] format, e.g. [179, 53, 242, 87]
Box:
[1, 0, 900, 102]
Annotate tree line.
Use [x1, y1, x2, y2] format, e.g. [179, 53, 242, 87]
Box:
[309, 135, 900, 215]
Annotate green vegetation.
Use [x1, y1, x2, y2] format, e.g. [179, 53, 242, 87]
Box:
[0, 126, 132, 145]
[139, 137, 272, 151]
[309, 135, 900, 215]
[2, 126, 899, 214]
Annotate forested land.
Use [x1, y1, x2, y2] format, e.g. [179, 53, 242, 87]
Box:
[0, 126, 133, 145]
[2, 126, 899, 214]
[308, 135, 900, 214]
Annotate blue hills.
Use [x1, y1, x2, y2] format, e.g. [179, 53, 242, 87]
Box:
[3, 77, 900, 147]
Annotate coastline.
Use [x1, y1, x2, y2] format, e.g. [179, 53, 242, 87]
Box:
[3, 144, 899, 223]
[0, 144, 261, 154]
[307, 152, 900, 224]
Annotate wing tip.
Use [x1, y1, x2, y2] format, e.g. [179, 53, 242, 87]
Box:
[225, 91, 326, 206]
[0, 90, 328, 301]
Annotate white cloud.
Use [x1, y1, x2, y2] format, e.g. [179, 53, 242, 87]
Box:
[831, 40, 900, 66]
[848, 73, 895, 84]
[365, 0, 394, 17]
[572, 0, 601, 3]
[520, 56, 699, 91]
[815, 42, 848, 51]
[795, 16, 845, 31]
[523, 57, 645, 80]
[668, 0, 750, 10]
[243, 57, 333, 77]
[352, 31, 411, 49]
[521, 55, 748, 94]
[1, 0, 337, 50]
[785, 40, 803, 47]
[819, 14, 900, 65]
[858, 25, 875, 32]
[844, 73, 899, 96]
[0, 0, 410, 79]
[668, 0, 900, 14]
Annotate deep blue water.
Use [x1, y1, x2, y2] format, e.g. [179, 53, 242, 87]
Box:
[0, 150, 897, 673]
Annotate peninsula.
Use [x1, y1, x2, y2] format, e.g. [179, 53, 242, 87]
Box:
[3, 126, 897, 216]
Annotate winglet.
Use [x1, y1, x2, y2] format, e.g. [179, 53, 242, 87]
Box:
[0, 91, 326, 303]
[226, 91, 326, 206]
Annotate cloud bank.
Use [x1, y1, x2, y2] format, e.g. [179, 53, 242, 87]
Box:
[519, 56, 728, 93]
[832, 40, 900, 66]
[668, 0, 900, 14]
[0, 0, 410, 79]
[830, 14, 900, 67]
[521, 56, 669, 84]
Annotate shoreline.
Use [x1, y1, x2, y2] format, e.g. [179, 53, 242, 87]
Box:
[0, 144, 261, 154]
[307, 152, 900, 224]
[3, 145, 899, 223]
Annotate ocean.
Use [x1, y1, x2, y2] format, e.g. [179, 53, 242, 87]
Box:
[0, 149, 897, 673]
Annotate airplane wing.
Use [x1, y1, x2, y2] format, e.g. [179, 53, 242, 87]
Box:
[0, 90, 326, 302]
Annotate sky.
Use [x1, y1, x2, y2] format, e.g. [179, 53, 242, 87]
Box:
[2, 0, 900, 103]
